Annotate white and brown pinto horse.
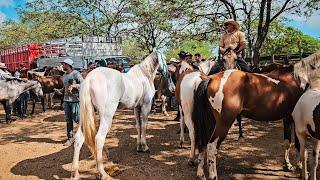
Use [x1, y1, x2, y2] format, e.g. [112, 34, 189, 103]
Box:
[192, 65, 308, 179]
[291, 51, 320, 180]
[71, 51, 172, 180]
[175, 59, 216, 165]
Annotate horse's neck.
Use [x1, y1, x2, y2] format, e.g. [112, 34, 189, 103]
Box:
[308, 79, 320, 91]
[179, 62, 192, 74]
[129, 58, 158, 83]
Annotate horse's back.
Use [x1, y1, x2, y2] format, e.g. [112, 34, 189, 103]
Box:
[293, 89, 320, 123]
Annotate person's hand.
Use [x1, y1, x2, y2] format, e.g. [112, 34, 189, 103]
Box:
[68, 84, 76, 94]
[229, 44, 237, 50]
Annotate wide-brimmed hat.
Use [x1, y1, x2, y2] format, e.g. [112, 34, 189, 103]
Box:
[170, 58, 180, 63]
[0, 62, 7, 69]
[178, 51, 187, 58]
[224, 19, 240, 30]
[61, 58, 74, 67]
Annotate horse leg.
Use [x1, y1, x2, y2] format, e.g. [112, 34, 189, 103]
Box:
[184, 112, 196, 166]
[207, 137, 219, 180]
[207, 119, 233, 180]
[283, 116, 295, 171]
[31, 98, 35, 115]
[161, 94, 169, 116]
[197, 147, 206, 180]
[95, 104, 116, 180]
[49, 92, 54, 108]
[41, 96, 45, 112]
[310, 138, 320, 180]
[71, 127, 85, 180]
[296, 130, 308, 179]
[1, 101, 11, 123]
[236, 114, 243, 140]
[134, 107, 143, 152]
[140, 103, 152, 152]
[179, 105, 185, 148]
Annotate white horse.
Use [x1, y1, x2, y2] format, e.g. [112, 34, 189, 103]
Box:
[292, 51, 320, 180]
[0, 80, 43, 123]
[71, 51, 173, 180]
[176, 59, 216, 165]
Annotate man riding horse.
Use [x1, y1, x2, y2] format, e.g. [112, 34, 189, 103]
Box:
[209, 19, 250, 74]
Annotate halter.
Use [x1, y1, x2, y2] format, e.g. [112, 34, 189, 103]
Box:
[156, 51, 169, 77]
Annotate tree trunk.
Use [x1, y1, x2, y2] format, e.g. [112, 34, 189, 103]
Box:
[253, 48, 260, 66]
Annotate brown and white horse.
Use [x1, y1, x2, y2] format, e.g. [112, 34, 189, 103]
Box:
[291, 51, 320, 180]
[175, 59, 216, 165]
[192, 65, 307, 179]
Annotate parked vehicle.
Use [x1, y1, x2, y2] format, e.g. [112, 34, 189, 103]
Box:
[1, 35, 124, 72]
[94, 55, 131, 73]
[0, 43, 43, 72]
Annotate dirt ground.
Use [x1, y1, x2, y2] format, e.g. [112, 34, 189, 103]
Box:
[0, 103, 317, 180]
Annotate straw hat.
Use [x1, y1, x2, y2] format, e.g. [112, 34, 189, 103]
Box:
[224, 19, 240, 30]
[0, 62, 7, 69]
[170, 58, 180, 63]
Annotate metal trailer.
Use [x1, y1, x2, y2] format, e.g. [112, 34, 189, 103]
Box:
[1, 35, 123, 72]
[0, 43, 43, 72]
[36, 35, 123, 70]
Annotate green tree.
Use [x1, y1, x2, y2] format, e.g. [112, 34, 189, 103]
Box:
[165, 40, 214, 60]
[261, 22, 320, 57]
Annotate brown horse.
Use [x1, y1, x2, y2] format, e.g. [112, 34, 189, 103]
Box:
[29, 73, 64, 109]
[192, 66, 306, 179]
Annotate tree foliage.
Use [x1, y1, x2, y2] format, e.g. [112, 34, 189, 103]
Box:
[0, 0, 319, 64]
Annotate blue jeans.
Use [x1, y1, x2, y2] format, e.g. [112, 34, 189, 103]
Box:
[63, 101, 80, 139]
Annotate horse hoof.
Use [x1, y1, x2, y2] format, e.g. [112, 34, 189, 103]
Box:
[179, 140, 184, 148]
[196, 175, 206, 180]
[283, 164, 296, 172]
[136, 144, 143, 152]
[142, 145, 150, 153]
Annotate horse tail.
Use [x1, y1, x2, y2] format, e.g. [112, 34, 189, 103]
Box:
[192, 78, 215, 152]
[80, 79, 97, 158]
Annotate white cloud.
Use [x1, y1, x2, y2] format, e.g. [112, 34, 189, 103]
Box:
[0, 0, 14, 7]
[294, 14, 320, 29]
[0, 11, 6, 25]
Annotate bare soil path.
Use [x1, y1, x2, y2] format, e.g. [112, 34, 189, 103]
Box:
[0, 105, 312, 180]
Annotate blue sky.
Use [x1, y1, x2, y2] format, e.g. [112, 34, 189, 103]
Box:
[0, 0, 319, 39]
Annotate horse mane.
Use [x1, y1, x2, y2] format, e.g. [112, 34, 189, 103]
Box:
[130, 52, 158, 78]
[294, 51, 320, 81]
[272, 65, 294, 73]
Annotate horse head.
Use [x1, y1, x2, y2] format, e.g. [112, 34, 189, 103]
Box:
[294, 51, 320, 89]
[29, 81, 44, 99]
[154, 51, 176, 93]
[222, 48, 238, 70]
[155, 51, 169, 78]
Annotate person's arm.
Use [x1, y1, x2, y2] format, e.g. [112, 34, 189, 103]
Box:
[219, 35, 226, 54]
[75, 71, 83, 90]
[68, 72, 83, 93]
[235, 31, 247, 55]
